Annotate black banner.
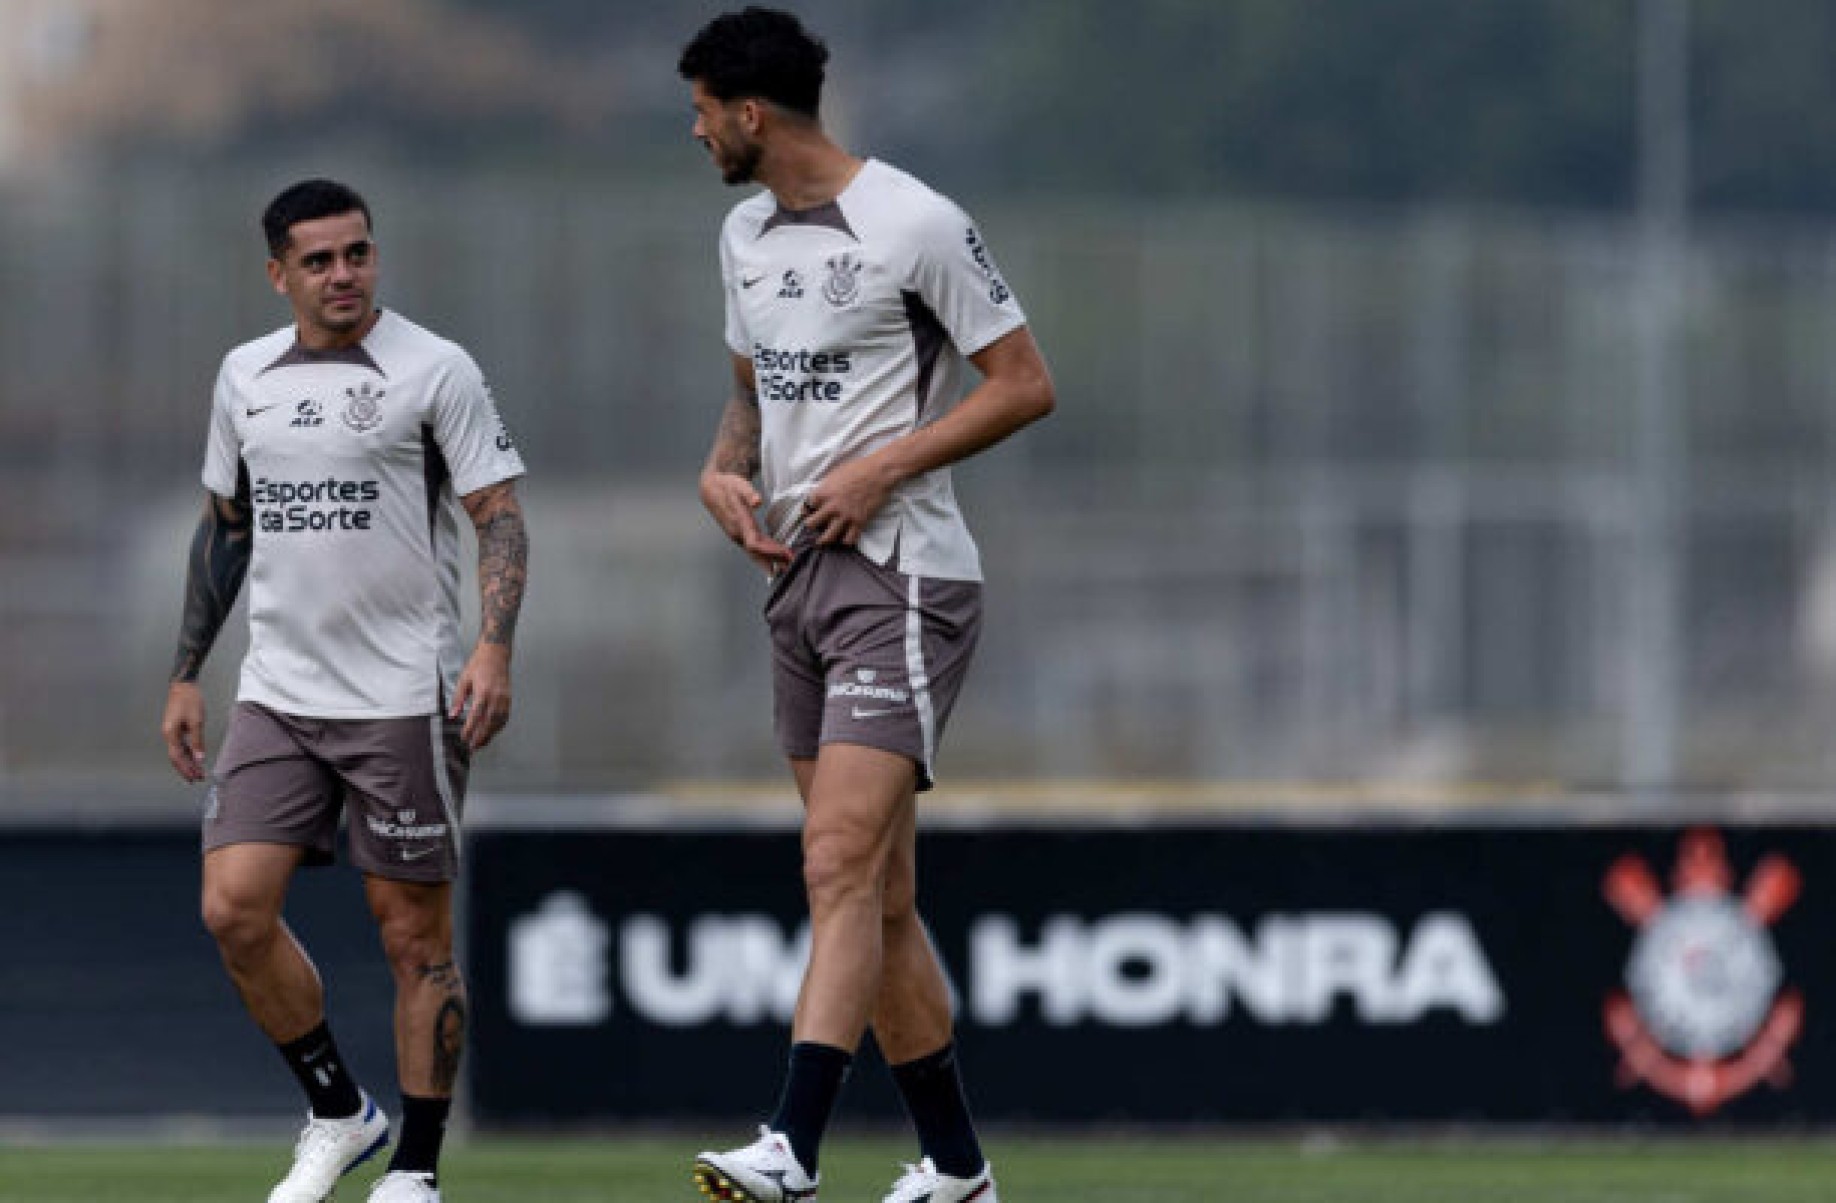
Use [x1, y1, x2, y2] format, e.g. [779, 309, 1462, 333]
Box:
[467, 821, 1836, 1125]
[0, 828, 397, 1118]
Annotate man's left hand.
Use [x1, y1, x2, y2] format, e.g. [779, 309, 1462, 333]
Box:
[803, 455, 899, 547]
[452, 643, 513, 749]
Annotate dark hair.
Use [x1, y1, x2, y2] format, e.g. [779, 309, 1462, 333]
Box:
[678, 6, 828, 119]
[261, 179, 372, 258]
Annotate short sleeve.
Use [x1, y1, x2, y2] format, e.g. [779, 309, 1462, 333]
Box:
[910, 198, 1028, 357]
[431, 350, 526, 497]
[720, 228, 749, 356]
[201, 360, 243, 498]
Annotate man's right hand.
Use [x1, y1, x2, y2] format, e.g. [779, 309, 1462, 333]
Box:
[700, 470, 793, 575]
[162, 682, 208, 782]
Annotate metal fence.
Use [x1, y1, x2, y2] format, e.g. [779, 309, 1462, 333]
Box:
[6, 166, 1836, 801]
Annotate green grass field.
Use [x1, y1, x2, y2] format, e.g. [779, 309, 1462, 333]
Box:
[2, 1135, 1834, 1202]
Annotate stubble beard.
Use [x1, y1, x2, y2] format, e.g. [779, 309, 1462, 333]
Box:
[721, 138, 763, 187]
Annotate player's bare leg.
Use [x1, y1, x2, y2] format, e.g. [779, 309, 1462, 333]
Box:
[793, 755, 994, 1203]
[201, 842, 321, 1040]
[365, 878, 463, 1096]
[794, 742, 913, 1048]
[790, 755, 955, 1059]
[206, 843, 386, 1202]
[365, 876, 462, 1197]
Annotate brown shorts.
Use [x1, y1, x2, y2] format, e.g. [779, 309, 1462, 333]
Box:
[766, 544, 982, 791]
[202, 702, 470, 882]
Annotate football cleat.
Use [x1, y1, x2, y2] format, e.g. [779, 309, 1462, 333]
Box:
[881, 1157, 998, 1203]
[693, 1126, 820, 1202]
[266, 1091, 391, 1203]
[366, 1170, 441, 1202]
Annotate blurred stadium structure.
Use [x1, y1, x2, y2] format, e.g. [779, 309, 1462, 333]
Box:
[1, 1, 1836, 802]
[12, 169, 1836, 798]
[0, 0, 1835, 803]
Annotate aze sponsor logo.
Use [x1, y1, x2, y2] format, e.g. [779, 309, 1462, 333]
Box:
[1603, 829, 1803, 1115]
[777, 269, 805, 300]
[291, 398, 324, 428]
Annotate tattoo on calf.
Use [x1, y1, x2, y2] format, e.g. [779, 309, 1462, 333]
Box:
[432, 995, 465, 1093]
[419, 960, 466, 1093]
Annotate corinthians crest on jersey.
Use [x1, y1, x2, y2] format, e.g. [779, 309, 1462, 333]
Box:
[341, 381, 385, 432]
[1602, 828, 1803, 1116]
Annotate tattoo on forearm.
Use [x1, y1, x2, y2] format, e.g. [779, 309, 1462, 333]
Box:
[419, 960, 466, 1093]
[709, 389, 762, 480]
[468, 485, 527, 647]
[171, 491, 253, 683]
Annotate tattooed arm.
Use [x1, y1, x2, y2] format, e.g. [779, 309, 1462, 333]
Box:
[452, 479, 527, 750]
[161, 488, 254, 781]
[699, 352, 791, 573]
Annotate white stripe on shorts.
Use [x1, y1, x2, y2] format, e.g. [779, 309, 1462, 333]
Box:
[428, 714, 463, 859]
[903, 574, 938, 780]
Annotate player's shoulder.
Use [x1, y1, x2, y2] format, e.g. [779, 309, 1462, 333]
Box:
[848, 159, 972, 242]
[220, 324, 295, 376]
[721, 189, 780, 240]
[367, 309, 483, 379]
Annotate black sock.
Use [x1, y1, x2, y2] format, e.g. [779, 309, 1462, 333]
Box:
[387, 1094, 451, 1181]
[767, 1041, 852, 1177]
[277, 1022, 362, 1119]
[891, 1042, 985, 1179]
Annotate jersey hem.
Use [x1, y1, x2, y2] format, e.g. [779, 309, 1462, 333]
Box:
[235, 692, 444, 722]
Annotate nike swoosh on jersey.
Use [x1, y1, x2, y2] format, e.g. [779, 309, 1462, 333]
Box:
[851, 706, 898, 719]
[741, 274, 765, 289]
[245, 402, 283, 417]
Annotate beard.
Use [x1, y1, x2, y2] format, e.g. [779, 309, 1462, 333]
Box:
[719, 137, 763, 186]
[318, 293, 370, 331]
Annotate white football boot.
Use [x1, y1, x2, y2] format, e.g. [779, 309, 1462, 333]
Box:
[366, 1170, 441, 1202]
[693, 1126, 820, 1202]
[267, 1091, 391, 1203]
[882, 1157, 998, 1203]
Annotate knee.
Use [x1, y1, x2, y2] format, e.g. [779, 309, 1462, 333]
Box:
[802, 829, 883, 912]
[201, 889, 278, 962]
[373, 905, 453, 978]
[881, 872, 917, 928]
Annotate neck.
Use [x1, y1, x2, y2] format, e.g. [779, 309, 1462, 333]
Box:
[759, 126, 863, 211]
[298, 307, 381, 352]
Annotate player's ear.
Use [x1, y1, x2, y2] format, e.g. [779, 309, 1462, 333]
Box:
[265, 257, 287, 295]
[739, 97, 764, 135]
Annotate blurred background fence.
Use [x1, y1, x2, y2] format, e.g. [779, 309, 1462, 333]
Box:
[6, 170, 1836, 796]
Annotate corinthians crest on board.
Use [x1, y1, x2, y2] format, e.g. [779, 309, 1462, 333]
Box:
[1602, 828, 1803, 1116]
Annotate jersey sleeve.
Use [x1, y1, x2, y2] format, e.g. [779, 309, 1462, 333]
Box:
[200, 359, 243, 498]
[431, 349, 526, 497]
[719, 225, 749, 356]
[909, 197, 1028, 357]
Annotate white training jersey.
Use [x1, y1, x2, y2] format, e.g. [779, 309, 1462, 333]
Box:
[719, 159, 1027, 581]
[201, 309, 525, 719]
